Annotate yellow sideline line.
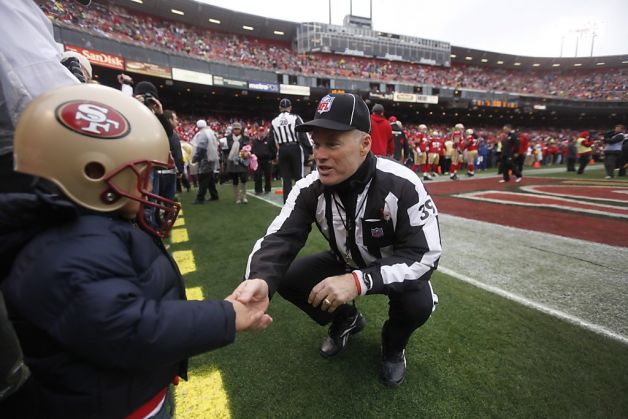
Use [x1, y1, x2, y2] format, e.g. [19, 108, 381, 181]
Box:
[170, 213, 232, 419]
[171, 228, 189, 244]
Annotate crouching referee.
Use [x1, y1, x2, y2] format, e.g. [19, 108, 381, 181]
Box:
[238, 93, 441, 387]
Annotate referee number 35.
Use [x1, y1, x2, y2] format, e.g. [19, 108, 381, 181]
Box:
[419, 198, 436, 221]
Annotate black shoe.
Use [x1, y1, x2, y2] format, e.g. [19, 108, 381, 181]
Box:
[209, 197, 219, 201]
[381, 349, 406, 388]
[319, 311, 365, 358]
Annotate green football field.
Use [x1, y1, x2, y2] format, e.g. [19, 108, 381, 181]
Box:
[169, 181, 628, 419]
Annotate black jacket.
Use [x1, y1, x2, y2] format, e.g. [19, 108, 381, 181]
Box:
[169, 131, 185, 174]
[391, 123, 409, 161]
[251, 136, 277, 161]
[0, 190, 235, 418]
[502, 131, 520, 159]
[224, 134, 251, 173]
[245, 154, 442, 296]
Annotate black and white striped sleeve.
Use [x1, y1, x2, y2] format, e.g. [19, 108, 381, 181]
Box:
[353, 171, 442, 295]
[245, 175, 319, 295]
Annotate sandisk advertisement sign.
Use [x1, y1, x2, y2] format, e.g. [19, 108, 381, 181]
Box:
[65, 45, 124, 70]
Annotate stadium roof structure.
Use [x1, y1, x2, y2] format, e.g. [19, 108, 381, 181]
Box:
[110, 0, 628, 69]
[111, 0, 297, 42]
[450, 46, 628, 70]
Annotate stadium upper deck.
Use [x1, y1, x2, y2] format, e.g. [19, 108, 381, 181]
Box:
[39, 0, 627, 102]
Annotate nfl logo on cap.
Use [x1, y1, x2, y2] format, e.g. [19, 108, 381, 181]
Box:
[317, 95, 335, 114]
[371, 227, 384, 238]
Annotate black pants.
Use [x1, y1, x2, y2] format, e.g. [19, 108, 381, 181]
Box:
[276, 251, 436, 353]
[566, 157, 576, 172]
[604, 152, 620, 177]
[230, 172, 248, 185]
[278, 143, 303, 203]
[157, 173, 176, 201]
[254, 160, 272, 193]
[197, 171, 218, 201]
[515, 154, 526, 174]
[577, 154, 590, 174]
[501, 157, 522, 181]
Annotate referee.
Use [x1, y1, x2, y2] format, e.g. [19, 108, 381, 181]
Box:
[240, 93, 441, 387]
[270, 98, 310, 202]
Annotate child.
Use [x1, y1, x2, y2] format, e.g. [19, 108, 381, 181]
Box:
[0, 84, 271, 418]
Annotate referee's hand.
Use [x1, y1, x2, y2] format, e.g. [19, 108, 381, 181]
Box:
[308, 274, 359, 313]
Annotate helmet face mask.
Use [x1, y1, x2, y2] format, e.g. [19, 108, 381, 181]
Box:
[14, 84, 181, 238]
[103, 157, 180, 239]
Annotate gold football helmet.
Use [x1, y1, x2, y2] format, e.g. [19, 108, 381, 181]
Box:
[14, 84, 180, 238]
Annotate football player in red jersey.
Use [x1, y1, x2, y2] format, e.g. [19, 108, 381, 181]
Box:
[414, 124, 431, 180]
[448, 123, 465, 180]
[427, 130, 444, 177]
[464, 128, 479, 176]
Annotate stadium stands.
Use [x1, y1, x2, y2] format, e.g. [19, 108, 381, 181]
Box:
[40, 0, 627, 101]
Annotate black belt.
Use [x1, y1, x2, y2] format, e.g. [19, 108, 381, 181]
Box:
[280, 141, 299, 146]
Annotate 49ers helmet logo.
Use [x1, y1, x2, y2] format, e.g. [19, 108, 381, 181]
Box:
[56, 101, 130, 139]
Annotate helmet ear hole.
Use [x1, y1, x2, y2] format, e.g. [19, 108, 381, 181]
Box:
[84, 162, 106, 180]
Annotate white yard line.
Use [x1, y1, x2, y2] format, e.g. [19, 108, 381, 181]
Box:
[438, 266, 628, 345]
[438, 213, 628, 344]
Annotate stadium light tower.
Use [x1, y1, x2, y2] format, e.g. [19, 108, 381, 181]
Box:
[574, 27, 589, 57]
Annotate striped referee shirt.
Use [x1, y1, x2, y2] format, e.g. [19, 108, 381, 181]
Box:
[270, 112, 305, 145]
[245, 154, 442, 296]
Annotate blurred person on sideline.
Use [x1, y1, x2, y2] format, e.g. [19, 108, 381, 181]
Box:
[369, 103, 394, 158]
[178, 138, 193, 193]
[566, 137, 577, 172]
[192, 119, 220, 203]
[576, 131, 593, 175]
[270, 98, 310, 203]
[223, 122, 251, 203]
[447, 123, 465, 180]
[603, 124, 627, 179]
[160, 110, 184, 202]
[499, 124, 522, 183]
[389, 116, 409, 164]
[238, 93, 441, 388]
[251, 126, 276, 195]
[516, 132, 529, 175]
[0, 84, 271, 418]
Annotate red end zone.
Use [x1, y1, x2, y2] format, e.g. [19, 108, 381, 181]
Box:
[426, 177, 628, 247]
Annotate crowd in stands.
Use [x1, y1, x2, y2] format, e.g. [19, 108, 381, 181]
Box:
[40, 0, 627, 101]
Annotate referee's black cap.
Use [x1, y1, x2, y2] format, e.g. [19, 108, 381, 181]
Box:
[279, 98, 291, 109]
[296, 93, 371, 134]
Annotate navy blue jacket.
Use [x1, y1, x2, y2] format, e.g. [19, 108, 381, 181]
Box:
[0, 190, 235, 418]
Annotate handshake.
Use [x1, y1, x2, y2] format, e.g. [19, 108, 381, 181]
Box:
[225, 279, 273, 332]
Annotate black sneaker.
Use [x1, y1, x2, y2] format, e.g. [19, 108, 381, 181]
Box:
[381, 349, 406, 388]
[319, 311, 365, 358]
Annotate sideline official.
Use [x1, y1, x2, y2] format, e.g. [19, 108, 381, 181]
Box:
[270, 98, 311, 203]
